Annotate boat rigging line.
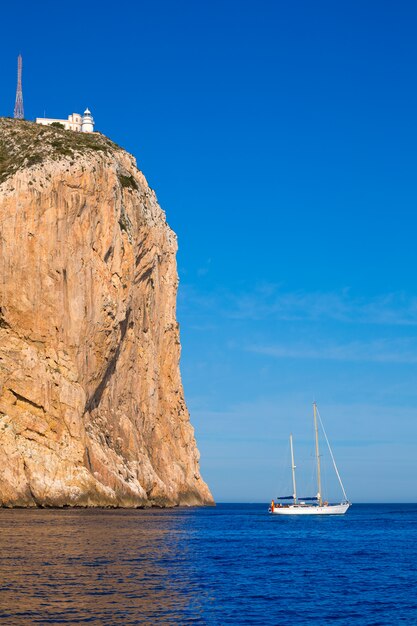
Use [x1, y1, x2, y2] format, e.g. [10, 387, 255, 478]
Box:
[316, 406, 349, 503]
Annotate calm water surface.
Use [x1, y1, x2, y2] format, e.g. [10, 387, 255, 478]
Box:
[0, 504, 416, 624]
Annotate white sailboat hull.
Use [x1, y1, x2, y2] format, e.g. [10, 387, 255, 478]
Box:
[270, 503, 350, 515]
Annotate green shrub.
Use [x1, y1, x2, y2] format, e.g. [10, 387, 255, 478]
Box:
[118, 174, 138, 191]
[26, 154, 43, 167]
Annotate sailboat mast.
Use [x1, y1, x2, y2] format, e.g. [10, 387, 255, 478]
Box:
[290, 434, 297, 504]
[313, 402, 323, 506]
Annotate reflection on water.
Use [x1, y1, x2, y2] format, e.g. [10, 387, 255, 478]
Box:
[0, 508, 209, 624]
[2, 504, 417, 624]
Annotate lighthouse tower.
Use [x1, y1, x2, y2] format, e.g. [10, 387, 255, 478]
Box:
[81, 108, 94, 133]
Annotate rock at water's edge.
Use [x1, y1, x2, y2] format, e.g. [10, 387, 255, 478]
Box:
[0, 118, 213, 507]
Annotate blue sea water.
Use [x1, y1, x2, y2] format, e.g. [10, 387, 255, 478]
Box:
[0, 503, 416, 624]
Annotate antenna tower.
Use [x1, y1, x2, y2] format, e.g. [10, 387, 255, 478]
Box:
[14, 54, 24, 119]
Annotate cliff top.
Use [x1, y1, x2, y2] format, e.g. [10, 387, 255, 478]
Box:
[0, 117, 124, 185]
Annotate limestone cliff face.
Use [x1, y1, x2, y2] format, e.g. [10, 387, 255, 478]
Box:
[0, 118, 213, 507]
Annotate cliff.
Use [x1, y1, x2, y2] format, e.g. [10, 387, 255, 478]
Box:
[0, 118, 213, 507]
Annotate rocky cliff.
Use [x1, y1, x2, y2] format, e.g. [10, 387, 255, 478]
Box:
[0, 118, 213, 507]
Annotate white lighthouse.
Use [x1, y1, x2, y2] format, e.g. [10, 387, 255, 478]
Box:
[36, 106, 97, 132]
[81, 108, 94, 133]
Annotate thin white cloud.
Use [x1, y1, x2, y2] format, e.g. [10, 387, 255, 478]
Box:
[180, 284, 417, 326]
[197, 257, 212, 277]
[247, 338, 417, 364]
[228, 288, 417, 326]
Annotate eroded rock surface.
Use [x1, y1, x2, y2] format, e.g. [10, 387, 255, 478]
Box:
[0, 118, 213, 507]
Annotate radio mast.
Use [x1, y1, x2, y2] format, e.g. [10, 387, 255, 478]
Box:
[14, 54, 24, 119]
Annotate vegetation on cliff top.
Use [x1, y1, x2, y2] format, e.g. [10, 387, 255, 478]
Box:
[0, 117, 123, 184]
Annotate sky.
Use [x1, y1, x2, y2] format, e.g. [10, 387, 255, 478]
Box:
[1, 1, 416, 502]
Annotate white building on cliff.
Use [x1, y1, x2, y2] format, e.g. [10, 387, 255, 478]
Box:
[36, 108, 95, 132]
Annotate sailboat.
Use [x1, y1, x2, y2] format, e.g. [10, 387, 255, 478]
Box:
[269, 402, 350, 515]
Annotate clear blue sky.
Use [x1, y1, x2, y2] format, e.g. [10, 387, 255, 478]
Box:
[1, 1, 416, 502]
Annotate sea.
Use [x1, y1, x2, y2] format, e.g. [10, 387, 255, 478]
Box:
[0, 503, 416, 625]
